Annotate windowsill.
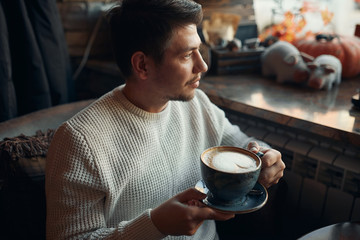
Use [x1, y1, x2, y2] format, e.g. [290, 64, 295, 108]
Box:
[200, 72, 360, 147]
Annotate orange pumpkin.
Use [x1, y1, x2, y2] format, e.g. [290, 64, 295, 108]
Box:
[293, 34, 360, 78]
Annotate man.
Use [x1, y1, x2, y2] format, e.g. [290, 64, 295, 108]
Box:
[45, 0, 285, 239]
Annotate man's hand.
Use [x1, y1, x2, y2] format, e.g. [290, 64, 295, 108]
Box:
[150, 188, 234, 236]
[247, 141, 285, 188]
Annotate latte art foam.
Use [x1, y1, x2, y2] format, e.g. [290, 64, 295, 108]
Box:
[209, 151, 257, 173]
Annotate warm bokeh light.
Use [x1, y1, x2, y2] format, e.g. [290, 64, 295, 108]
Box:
[258, 1, 335, 43]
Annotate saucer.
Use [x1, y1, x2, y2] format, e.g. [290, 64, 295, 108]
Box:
[195, 180, 268, 214]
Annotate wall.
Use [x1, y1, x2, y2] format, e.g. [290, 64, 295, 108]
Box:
[57, 0, 123, 100]
[57, 0, 113, 58]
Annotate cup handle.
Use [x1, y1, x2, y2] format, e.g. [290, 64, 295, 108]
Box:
[256, 151, 264, 158]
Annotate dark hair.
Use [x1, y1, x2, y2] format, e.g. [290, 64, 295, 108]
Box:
[107, 0, 203, 78]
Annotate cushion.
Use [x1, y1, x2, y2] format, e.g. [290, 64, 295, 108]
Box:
[0, 129, 54, 183]
[0, 129, 54, 240]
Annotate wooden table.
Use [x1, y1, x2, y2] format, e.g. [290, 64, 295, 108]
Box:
[298, 222, 360, 240]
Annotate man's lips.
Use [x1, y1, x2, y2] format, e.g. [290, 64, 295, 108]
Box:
[187, 76, 201, 87]
[190, 80, 200, 88]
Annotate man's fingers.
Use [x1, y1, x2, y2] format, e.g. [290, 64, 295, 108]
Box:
[247, 141, 260, 153]
[193, 206, 235, 221]
[176, 188, 207, 203]
[259, 160, 285, 188]
[260, 149, 281, 168]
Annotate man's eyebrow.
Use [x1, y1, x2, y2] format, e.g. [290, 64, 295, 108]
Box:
[180, 46, 199, 53]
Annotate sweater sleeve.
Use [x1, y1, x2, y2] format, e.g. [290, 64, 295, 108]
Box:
[45, 123, 165, 240]
[195, 90, 270, 149]
[220, 116, 270, 149]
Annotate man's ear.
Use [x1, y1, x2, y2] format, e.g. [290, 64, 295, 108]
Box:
[131, 51, 148, 80]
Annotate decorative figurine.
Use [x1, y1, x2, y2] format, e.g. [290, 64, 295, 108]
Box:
[260, 41, 310, 84]
[307, 54, 342, 90]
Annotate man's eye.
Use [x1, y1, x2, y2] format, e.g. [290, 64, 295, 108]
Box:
[184, 52, 192, 58]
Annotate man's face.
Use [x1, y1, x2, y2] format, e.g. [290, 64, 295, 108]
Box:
[148, 24, 208, 102]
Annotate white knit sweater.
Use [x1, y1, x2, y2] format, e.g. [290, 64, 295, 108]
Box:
[45, 86, 257, 239]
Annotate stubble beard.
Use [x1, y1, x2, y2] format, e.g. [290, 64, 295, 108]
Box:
[167, 91, 195, 102]
[165, 76, 199, 102]
[169, 82, 198, 102]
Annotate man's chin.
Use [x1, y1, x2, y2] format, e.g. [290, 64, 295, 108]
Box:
[170, 92, 196, 102]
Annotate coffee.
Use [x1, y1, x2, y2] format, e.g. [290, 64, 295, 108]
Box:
[204, 150, 257, 173]
[200, 146, 262, 205]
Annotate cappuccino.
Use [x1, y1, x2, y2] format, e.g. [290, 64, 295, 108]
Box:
[205, 150, 257, 173]
[201, 146, 262, 205]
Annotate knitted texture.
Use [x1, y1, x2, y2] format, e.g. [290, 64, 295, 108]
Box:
[46, 86, 257, 239]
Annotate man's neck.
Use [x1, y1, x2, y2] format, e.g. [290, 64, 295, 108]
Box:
[122, 83, 168, 113]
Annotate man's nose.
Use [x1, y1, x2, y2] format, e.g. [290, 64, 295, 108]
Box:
[194, 50, 208, 74]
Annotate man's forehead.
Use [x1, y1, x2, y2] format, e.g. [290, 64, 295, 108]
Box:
[168, 24, 201, 51]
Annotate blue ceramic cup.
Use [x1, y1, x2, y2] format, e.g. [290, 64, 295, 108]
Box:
[200, 146, 262, 206]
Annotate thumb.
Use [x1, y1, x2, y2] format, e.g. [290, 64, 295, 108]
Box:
[176, 188, 207, 203]
[247, 141, 260, 153]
